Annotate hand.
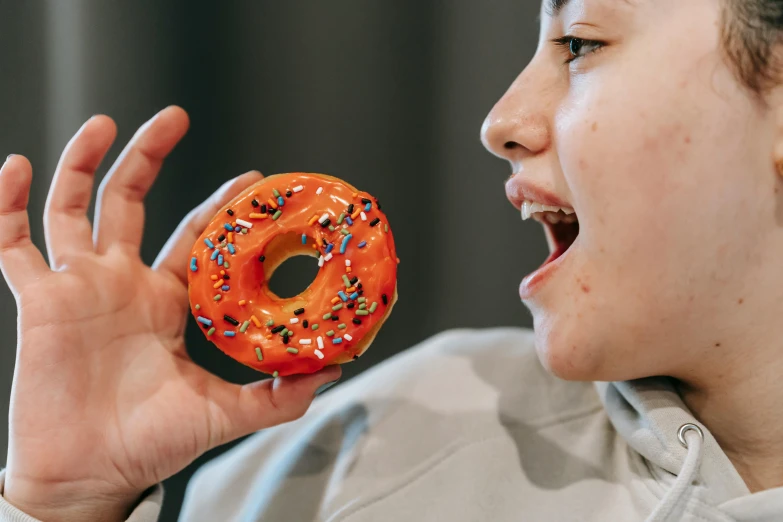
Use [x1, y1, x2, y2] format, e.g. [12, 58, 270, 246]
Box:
[1, 107, 341, 522]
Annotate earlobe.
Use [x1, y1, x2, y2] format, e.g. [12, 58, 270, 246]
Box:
[770, 86, 783, 177]
[774, 133, 783, 177]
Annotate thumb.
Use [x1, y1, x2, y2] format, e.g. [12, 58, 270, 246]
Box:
[206, 365, 343, 446]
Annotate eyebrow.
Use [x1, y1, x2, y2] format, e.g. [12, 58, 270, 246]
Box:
[545, 0, 572, 16]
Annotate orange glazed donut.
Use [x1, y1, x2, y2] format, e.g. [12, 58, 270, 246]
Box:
[188, 173, 398, 377]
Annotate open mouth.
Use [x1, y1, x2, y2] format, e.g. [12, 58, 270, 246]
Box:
[522, 202, 579, 268]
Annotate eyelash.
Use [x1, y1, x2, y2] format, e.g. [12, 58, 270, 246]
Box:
[552, 35, 605, 65]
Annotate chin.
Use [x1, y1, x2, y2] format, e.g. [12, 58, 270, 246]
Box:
[530, 308, 616, 382]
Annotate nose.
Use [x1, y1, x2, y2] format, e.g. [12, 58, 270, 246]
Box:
[480, 65, 552, 163]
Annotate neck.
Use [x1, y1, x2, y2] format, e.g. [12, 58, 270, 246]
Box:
[676, 350, 783, 493]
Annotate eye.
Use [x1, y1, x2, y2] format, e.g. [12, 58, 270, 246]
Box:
[552, 36, 605, 64]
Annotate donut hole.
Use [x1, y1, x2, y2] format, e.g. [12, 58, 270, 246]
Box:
[268, 255, 320, 298]
[262, 231, 320, 299]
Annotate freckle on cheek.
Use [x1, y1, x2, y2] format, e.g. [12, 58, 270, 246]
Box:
[684, 136, 691, 144]
[738, 298, 744, 304]
[591, 122, 598, 132]
[581, 284, 590, 293]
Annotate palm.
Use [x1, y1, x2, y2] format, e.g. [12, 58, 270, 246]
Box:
[0, 108, 340, 517]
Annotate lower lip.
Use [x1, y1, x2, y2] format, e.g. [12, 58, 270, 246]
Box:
[519, 241, 575, 300]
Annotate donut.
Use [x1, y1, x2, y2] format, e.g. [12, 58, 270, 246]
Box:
[187, 172, 398, 377]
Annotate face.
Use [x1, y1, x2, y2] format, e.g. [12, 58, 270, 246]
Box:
[481, 0, 783, 382]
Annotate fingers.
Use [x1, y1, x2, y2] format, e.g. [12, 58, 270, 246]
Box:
[152, 171, 263, 287]
[44, 115, 117, 268]
[93, 106, 190, 255]
[207, 365, 343, 446]
[0, 156, 50, 295]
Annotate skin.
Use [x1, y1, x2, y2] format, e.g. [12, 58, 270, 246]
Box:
[481, 0, 783, 492]
[0, 107, 341, 521]
[4, 1, 783, 518]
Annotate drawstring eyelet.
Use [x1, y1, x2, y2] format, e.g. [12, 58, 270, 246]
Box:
[677, 423, 704, 448]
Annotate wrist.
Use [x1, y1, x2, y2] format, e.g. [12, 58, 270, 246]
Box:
[3, 471, 144, 522]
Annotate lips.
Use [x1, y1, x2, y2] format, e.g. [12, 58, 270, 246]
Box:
[505, 176, 573, 210]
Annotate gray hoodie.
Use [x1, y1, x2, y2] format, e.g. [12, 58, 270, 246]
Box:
[2, 328, 782, 521]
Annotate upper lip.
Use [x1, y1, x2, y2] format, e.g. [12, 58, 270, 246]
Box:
[505, 175, 573, 211]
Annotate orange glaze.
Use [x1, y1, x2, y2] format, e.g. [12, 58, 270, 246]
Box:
[188, 173, 397, 377]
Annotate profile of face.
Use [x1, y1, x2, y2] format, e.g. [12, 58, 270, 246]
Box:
[481, 0, 783, 383]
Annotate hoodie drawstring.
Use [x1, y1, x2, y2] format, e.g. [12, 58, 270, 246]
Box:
[645, 423, 705, 522]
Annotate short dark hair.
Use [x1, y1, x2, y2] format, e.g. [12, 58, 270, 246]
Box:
[722, 0, 783, 95]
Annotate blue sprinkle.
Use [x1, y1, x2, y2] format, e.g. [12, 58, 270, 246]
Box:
[223, 223, 233, 231]
[340, 234, 352, 254]
[350, 292, 359, 300]
[235, 226, 241, 232]
[301, 234, 307, 245]
[338, 291, 348, 302]
[204, 238, 215, 249]
[196, 316, 212, 326]
[345, 217, 353, 225]
[364, 202, 371, 211]
[227, 243, 236, 255]
[210, 249, 219, 261]
[190, 257, 198, 272]
[277, 196, 285, 206]
[221, 285, 230, 291]
[358, 241, 367, 248]
[224, 331, 236, 337]
[217, 254, 224, 265]
[332, 337, 343, 344]
[325, 243, 334, 254]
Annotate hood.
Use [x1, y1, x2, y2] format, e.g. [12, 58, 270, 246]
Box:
[595, 378, 783, 521]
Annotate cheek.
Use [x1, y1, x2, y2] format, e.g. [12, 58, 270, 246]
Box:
[543, 66, 772, 379]
[559, 101, 696, 271]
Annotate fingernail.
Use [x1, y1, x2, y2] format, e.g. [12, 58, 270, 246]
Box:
[314, 379, 339, 397]
[6, 154, 14, 161]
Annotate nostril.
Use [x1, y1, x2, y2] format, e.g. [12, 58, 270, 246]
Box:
[503, 141, 519, 150]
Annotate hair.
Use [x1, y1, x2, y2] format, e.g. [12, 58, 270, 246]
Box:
[722, 0, 783, 94]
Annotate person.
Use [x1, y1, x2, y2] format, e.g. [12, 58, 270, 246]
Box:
[2, 0, 783, 520]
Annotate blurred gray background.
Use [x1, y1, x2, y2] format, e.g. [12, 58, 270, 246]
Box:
[0, 1, 543, 519]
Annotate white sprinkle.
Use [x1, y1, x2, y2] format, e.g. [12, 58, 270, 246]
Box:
[324, 253, 333, 262]
[314, 349, 324, 359]
[289, 318, 299, 324]
[299, 338, 311, 345]
[292, 185, 304, 193]
[235, 218, 253, 228]
[318, 212, 329, 224]
[344, 334, 353, 341]
[318, 256, 325, 267]
[345, 259, 351, 267]
[316, 187, 323, 195]
[360, 212, 367, 221]
[317, 336, 324, 349]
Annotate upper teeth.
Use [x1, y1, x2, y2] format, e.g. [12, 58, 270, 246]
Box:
[521, 200, 576, 222]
